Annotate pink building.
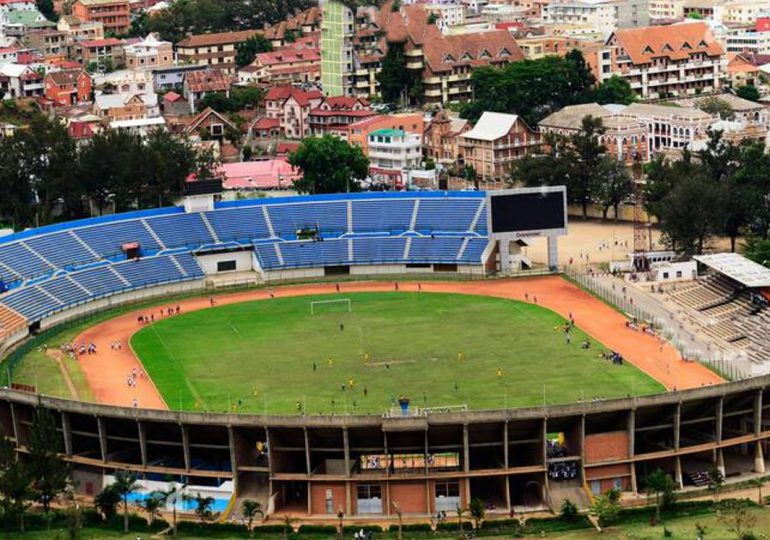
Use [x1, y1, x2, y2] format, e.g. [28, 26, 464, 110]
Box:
[263, 85, 323, 139]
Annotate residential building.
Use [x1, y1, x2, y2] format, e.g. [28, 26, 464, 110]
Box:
[0, 62, 44, 98]
[308, 96, 376, 137]
[320, 0, 355, 96]
[263, 85, 324, 139]
[604, 22, 726, 99]
[726, 51, 769, 87]
[542, 0, 649, 38]
[238, 47, 321, 86]
[378, 4, 525, 104]
[724, 30, 770, 54]
[250, 117, 281, 140]
[71, 0, 130, 35]
[208, 159, 301, 190]
[151, 64, 207, 92]
[263, 6, 322, 48]
[93, 91, 159, 121]
[481, 2, 528, 24]
[720, 0, 768, 26]
[175, 30, 259, 74]
[93, 69, 152, 93]
[75, 37, 125, 70]
[1, 8, 55, 37]
[182, 69, 232, 113]
[124, 33, 173, 70]
[623, 102, 713, 152]
[367, 128, 423, 182]
[670, 93, 769, 124]
[423, 2, 465, 31]
[161, 91, 189, 117]
[648, 0, 685, 19]
[109, 116, 166, 134]
[681, 0, 719, 19]
[517, 35, 583, 59]
[458, 112, 540, 181]
[183, 107, 238, 143]
[44, 68, 92, 106]
[0, 0, 36, 12]
[346, 113, 424, 153]
[423, 110, 471, 166]
[57, 15, 104, 41]
[22, 29, 70, 57]
[539, 103, 650, 164]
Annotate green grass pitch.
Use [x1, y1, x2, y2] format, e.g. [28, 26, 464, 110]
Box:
[130, 292, 665, 414]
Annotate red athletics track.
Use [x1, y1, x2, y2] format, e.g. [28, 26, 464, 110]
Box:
[73, 276, 724, 410]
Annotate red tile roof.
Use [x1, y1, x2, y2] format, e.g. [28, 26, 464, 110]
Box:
[80, 38, 123, 48]
[264, 85, 323, 106]
[163, 91, 185, 102]
[176, 30, 259, 48]
[610, 22, 723, 65]
[184, 69, 231, 93]
[253, 117, 279, 130]
[254, 48, 320, 66]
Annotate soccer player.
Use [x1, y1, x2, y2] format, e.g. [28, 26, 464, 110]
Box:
[458, 350, 465, 362]
[497, 367, 503, 378]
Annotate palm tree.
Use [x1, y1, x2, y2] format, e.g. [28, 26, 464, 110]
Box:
[157, 483, 187, 538]
[241, 500, 263, 536]
[392, 501, 403, 540]
[111, 471, 139, 533]
[456, 503, 468, 533]
[142, 493, 164, 527]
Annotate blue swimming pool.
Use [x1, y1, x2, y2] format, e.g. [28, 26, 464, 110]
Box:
[126, 492, 231, 513]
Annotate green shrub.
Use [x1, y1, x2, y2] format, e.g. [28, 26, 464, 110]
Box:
[398, 522, 433, 532]
[176, 520, 249, 536]
[436, 520, 471, 531]
[299, 524, 338, 534]
[342, 524, 384, 534]
[524, 516, 592, 533]
[253, 523, 293, 533]
[481, 517, 521, 530]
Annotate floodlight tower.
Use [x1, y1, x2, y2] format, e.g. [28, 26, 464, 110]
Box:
[631, 156, 651, 272]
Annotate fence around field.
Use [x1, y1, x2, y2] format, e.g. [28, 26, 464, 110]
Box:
[566, 268, 756, 381]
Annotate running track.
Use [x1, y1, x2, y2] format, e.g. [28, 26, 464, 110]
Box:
[73, 276, 724, 410]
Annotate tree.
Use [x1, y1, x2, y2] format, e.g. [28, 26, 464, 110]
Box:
[589, 490, 621, 527]
[696, 97, 735, 120]
[36, 0, 58, 21]
[657, 173, 723, 254]
[643, 469, 677, 524]
[235, 34, 273, 67]
[707, 467, 724, 503]
[392, 501, 403, 540]
[594, 156, 633, 220]
[593, 75, 636, 105]
[142, 493, 164, 527]
[27, 406, 70, 515]
[94, 484, 121, 521]
[468, 497, 486, 529]
[743, 237, 770, 267]
[746, 478, 764, 506]
[377, 41, 422, 105]
[718, 499, 756, 540]
[111, 471, 139, 533]
[142, 130, 197, 208]
[157, 483, 186, 538]
[289, 135, 369, 194]
[560, 499, 579, 522]
[455, 503, 468, 532]
[193, 493, 216, 522]
[0, 436, 32, 532]
[736, 84, 760, 102]
[241, 499, 263, 535]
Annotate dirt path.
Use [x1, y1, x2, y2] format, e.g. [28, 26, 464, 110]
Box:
[74, 277, 724, 410]
[45, 349, 79, 400]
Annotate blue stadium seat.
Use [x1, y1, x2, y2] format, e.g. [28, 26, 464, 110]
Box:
[409, 237, 465, 262]
[280, 240, 349, 268]
[414, 199, 483, 233]
[268, 201, 347, 238]
[254, 243, 282, 270]
[75, 220, 161, 258]
[0, 242, 53, 281]
[352, 237, 406, 263]
[25, 231, 98, 270]
[352, 199, 414, 234]
[460, 238, 488, 263]
[205, 207, 271, 242]
[147, 213, 214, 249]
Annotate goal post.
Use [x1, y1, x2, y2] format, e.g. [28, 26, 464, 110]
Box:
[310, 298, 352, 315]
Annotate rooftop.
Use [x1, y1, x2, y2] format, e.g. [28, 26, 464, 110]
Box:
[694, 253, 770, 288]
[461, 112, 521, 141]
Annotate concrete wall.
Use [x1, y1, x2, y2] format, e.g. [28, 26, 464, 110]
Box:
[196, 251, 255, 274]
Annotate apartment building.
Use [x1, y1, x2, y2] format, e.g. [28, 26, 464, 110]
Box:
[71, 0, 130, 36]
[22, 29, 69, 57]
[367, 128, 423, 173]
[308, 96, 376, 137]
[542, 0, 649, 38]
[720, 0, 768, 26]
[57, 15, 104, 41]
[239, 46, 321, 86]
[423, 2, 465, 31]
[604, 22, 726, 99]
[124, 34, 173, 70]
[648, 0, 685, 20]
[175, 30, 259, 74]
[423, 110, 471, 166]
[458, 112, 540, 181]
[263, 85, 324, 139]
[346, 113, 424, 153]
[320, 0, 355, 96]
[724, 30, 770, 54]
[44, 68, 92, 107]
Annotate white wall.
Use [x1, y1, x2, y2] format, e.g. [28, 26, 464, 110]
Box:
[196, 251, 254, 274]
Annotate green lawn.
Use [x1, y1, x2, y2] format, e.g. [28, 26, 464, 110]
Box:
[131, 292, 664, 415]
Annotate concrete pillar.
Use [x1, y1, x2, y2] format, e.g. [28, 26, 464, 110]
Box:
[303, 427, 311, 476]
[503, 421, 509, 470]
[9, 402, 20, 445]
[227, 426, 239, 493]
[424, 429, 429, 475]
[717, 448, 726, 477]
[61, 412, 73, 456]
[307, 480, 312, 516]
[383, 431, 389, 478]
[714, 397, 723, 464]
[674, 457, 683, 490]
[504, 476, 511, 513]
[137, 421, 147, 467]
[499, 239, 511, 273]
[97, 416, 107, 462]
[547, 236, 558, 271]
[181, 424, 191, 471]
[754, 442, 766, 474]
[673, 403, 681, 451]
[265, 428, 275, 475]
[579, 415, 586, 484]
[463, 424, 471, 504]
[343, 427, 351, 477]
[753, 390, 763, 438]
[345, 481, 351, 515]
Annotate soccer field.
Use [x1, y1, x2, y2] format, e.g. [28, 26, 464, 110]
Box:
[131, 292, 665, 414]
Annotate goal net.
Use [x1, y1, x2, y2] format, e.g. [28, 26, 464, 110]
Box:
[310, 298, 351, 315]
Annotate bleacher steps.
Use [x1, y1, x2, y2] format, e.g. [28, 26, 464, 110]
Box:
[200, 213, 220, 244]
[403, 237, 412, 260]
[456, 238, 469, 260]
[21, 242, 55, 270]
[0, 261, 19, 281]
[262, 207, 276, 238]
[70, 231, 100, 259]
[68, 276, 92, 296]
[169, 255, 188, 277]
[274, 243, 284, 266]
[409, 199, 420, 231]
[346, 200, 353, 234]
[141, 219, 166, 250]
[109, 267, 131, 287]
[469, 200, 485, 232]
[36, 285, 63, 305]
[348, 238, 353, 262]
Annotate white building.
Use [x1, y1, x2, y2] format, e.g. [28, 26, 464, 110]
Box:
[423, 2, 466, 32]
[719, 0, 768, 26]
[723, 30, 770, 54]
[543, 0, 649, 37]
[481, 2, 529, 23]
[367, 128, 422, 171]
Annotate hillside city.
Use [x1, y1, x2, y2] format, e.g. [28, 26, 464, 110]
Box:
[0, 0, 766, 261]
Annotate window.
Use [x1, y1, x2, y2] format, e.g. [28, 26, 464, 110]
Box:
[435, 481, 459, 498]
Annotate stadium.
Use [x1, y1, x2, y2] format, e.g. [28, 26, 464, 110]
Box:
[0, 186, 769, 524]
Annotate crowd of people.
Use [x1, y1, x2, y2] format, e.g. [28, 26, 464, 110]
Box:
[137, 304, 181, 325]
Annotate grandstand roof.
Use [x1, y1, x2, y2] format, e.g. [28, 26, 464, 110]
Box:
[694, 253, 770, 288]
